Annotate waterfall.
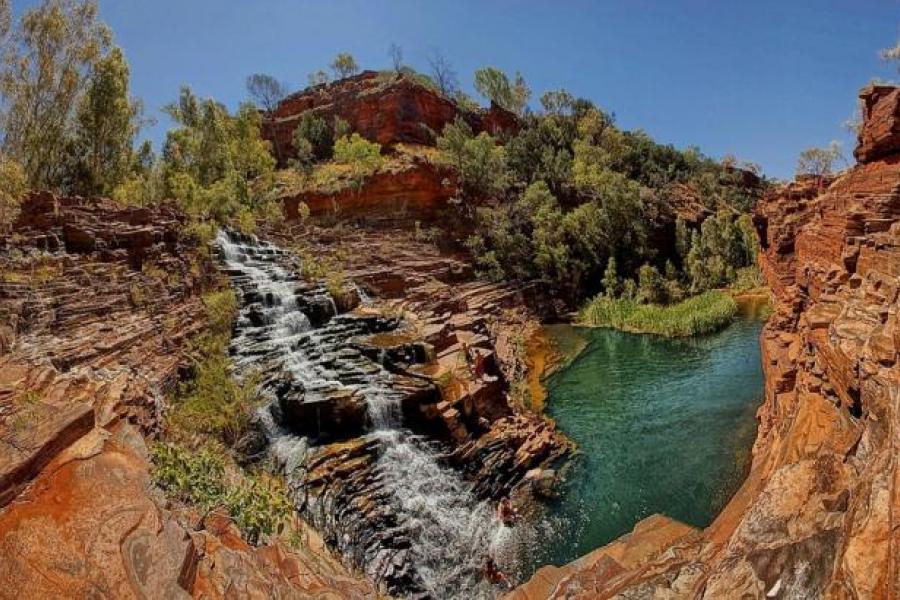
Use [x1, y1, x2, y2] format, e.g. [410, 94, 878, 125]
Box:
[215, 230, 512, 599]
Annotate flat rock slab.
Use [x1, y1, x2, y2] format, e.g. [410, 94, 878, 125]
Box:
[0, 361, 95, 508]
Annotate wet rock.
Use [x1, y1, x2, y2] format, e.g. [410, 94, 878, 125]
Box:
[280, 387, 368, 441]
[0, 199, 376, 599]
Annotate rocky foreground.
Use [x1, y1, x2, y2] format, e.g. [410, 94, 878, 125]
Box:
[0, 190, 570, 597]
[512, 84, 900, 599]
[0, 195, 375, 598]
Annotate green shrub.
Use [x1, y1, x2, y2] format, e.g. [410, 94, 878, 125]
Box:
[225, 475, 293, 544]
[168, 289, 258, 445]
[636, 264, 666, 304]
[333, 133, 383, 192]
[169, 351, 259, 445]
[578, 290, 737, 337]
[151, 443, 226, 510]
[436, 118, 509, 201]
[151, 443, 293, 545]
[292, 112, 333, 160]
[730, 266, 764, 292]
[202, 289, 237, 337]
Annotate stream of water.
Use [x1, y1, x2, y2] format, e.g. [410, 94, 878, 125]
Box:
[216, 231, 507, 599]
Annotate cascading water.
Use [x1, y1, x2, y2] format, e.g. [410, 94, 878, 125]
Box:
[215, 229, 513, 598]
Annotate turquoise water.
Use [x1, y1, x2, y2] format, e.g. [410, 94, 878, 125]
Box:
[524, 311, 764, 570]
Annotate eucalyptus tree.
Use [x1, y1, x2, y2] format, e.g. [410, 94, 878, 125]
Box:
[0, 0, 111, 189]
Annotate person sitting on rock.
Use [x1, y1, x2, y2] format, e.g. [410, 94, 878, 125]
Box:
[483, 556, 510, 589]
[497, 497, 519, 526]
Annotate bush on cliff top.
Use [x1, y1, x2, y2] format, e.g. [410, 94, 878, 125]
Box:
[578, 290, 738, 337]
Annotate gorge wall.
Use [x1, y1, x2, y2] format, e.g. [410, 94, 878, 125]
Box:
[513, 84, 900, 599]
[0, 195, 376, 599]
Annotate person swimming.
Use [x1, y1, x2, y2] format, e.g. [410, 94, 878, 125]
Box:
[497, 497, 519, 526]
[483, 556, 510, 589]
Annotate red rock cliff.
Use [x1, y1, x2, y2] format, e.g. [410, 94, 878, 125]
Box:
[261, 70, 518, 163]
[513, 85, 900, 599]
[0, 195, 374, 599]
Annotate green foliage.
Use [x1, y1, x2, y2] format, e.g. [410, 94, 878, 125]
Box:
[168, 289, 260, 445]
[0, 0, 111, 190]
[730, 265, 764, 292]
[150, 443, 293, 545]
[292, 112, 334, 160]
[329, 52, 359, 79]
[467, 181, 604, 293]
[540, 89, 576, 115]
[436, 118, 508, 200]
[68, 46, 143, 196]
[332, 133, 382, 192]
[683, 211, 757, 293]
[112, 141, 162, 206]
[505, 114, 575, 196]
[0, 153, 26, 230]
[290, 137, 315, 175]
[602, 256, 618, 297]
[579, 290, 737, 337]
[473, 67, 530, 115]
[333, 116, 351, 140]
[224, 474, 293, 545]
[151, 443, 226, 510]
[636, 263, 666, 305]
[161, 86, 276, 225]
[203, 288, 238, 336]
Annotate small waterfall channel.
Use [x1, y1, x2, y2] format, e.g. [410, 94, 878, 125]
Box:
[215, 230, 510, 598]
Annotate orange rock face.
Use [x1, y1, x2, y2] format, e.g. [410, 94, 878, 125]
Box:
[513, 85, 900, 599]
[283, 158, 455, 219]
[855, 84, 900, 164]
[261, 70, 519, 163]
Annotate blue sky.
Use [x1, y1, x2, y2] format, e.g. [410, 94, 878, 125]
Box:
[14, 0, 900, 178]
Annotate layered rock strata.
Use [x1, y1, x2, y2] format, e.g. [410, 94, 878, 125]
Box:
[217, 229, 570, 598]
[513, 85, 900, 599]
[262, 70, 518, 163]
[0, 195, 374, 599]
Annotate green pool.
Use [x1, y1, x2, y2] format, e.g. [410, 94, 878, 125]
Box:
[523, 307, 765, 571]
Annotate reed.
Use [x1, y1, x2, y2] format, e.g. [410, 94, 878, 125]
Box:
[578, 290, 738, 337]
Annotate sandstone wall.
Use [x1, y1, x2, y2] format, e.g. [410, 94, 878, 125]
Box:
[283, 159, 455, 220]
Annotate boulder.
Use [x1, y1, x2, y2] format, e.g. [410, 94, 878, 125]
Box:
[854, 84, 900, 164]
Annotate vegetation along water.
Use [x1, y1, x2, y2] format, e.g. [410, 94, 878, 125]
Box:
[519, 301, 765, 572]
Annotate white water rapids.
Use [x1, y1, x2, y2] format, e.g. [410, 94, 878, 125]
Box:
[216, 230, 524, 598]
